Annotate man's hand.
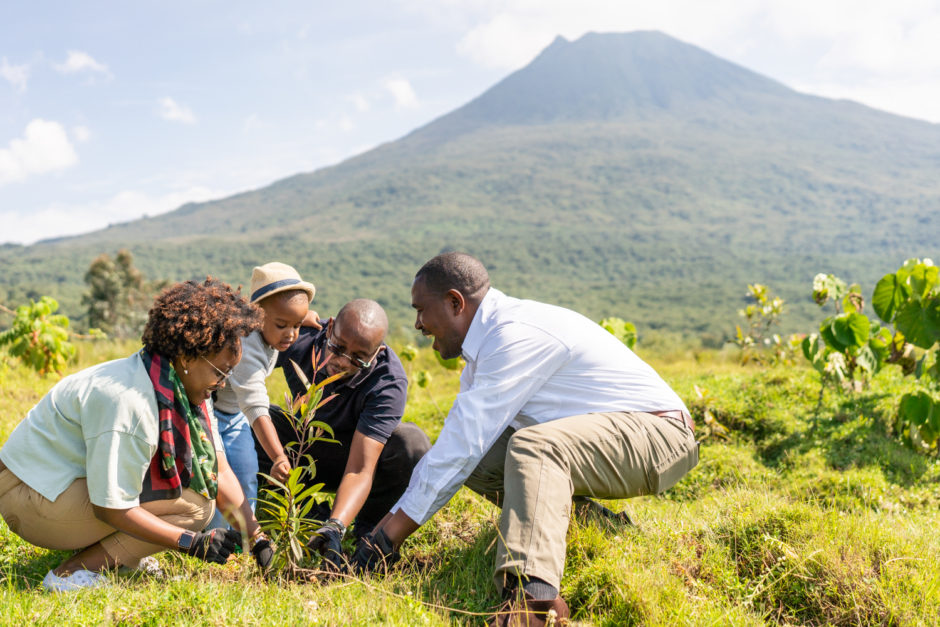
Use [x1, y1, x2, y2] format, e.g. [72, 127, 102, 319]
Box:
[351, 528, 399, 575]
[185, 528, 241, 564]
[302, 310, 322, 329]
[270, 455, 292, 482]
[308, 519, 346, 572]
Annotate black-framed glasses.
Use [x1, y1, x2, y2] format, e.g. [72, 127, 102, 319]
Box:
[201, 356, 234, 382]
[326, 331, 380, 370]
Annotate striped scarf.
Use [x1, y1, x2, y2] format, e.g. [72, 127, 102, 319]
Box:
[139, 349, 218, 502]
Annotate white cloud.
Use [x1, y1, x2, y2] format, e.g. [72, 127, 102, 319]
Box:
[243, 113, 269, 132]
[4, 186, 222, 245]
[456, 12, 557, 70]
[793, 78, 940, 124]
[382, 77, 419, 108]
[0, 119, 79, 186]
[54, 50, 110, 76]
[158, 97, 197, 124]
[1, 57, 29, 92]
[349, 93, 371, 112]
[72, 125, 92, 143]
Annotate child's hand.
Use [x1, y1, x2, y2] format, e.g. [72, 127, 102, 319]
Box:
[302, 310, 322, 329]
[271, 455, 292, 482]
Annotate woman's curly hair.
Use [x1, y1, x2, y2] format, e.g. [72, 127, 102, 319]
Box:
[142, 277, 262, 359]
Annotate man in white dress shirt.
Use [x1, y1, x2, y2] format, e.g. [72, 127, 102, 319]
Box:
[353, 252, 699, 626]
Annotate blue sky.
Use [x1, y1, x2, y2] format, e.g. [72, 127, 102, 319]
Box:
[2, 1, 938, 244]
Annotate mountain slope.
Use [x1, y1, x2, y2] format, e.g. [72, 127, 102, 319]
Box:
[2, 31, 938, 339]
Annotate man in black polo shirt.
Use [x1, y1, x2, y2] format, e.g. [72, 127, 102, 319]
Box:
[255, 299, 430, 564]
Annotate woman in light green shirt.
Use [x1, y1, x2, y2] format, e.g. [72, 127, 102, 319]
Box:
[0, 278, 274, 591]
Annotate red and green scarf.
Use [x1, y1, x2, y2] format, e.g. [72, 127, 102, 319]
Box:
[140, 349, 219, 502]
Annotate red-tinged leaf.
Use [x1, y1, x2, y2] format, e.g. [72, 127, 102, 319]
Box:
[314, 370, 347, 390]
[292, 393, 308, 414]
[316, 393, 339, 410]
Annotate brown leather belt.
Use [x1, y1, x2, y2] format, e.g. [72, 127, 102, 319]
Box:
[648, 409, 695, 431]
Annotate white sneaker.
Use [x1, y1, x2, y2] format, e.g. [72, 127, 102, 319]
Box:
[42, 569, 106, 592]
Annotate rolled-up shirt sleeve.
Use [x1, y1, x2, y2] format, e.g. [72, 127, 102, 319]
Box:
[393, 324, 569, 525]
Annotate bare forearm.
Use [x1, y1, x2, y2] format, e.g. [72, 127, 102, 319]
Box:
[330, 472, 374, 527]
[216, 460, 260, 537]
[92, 505, 190, 550]
[378, 509, 420, 548]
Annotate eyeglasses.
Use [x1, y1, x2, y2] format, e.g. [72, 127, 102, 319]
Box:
[326, 330, 380, 370]
[201, 356, 234, 382]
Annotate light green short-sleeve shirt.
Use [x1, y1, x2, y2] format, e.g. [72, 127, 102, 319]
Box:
[0, 353, 223, 509]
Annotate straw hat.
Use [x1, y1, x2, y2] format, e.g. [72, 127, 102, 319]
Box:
[248, 262, 315, 304]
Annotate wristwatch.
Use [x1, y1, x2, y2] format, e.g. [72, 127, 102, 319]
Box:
[177, 530, 196, 551]
[327, 518, 347, 537]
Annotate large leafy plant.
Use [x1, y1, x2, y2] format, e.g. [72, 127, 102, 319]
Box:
[0, 296, 76, 376]
[256, 345, 345, 576]
[802, 274, 890, 389]
[870, 259, 940, 450]
[803, 260, 940, 451]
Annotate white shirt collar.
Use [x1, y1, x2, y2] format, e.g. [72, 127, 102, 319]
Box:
[461, 287, 501, 362]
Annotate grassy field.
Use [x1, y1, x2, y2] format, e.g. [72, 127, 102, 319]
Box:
[1, 339, 939, 626]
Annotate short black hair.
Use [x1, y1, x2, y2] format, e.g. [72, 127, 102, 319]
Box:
[414, 252, 489, 298]
[142, 277, 262, 360]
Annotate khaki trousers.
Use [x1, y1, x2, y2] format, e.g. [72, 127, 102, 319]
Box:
[0, 467, 214, 567]
[465, 411, 698, 591]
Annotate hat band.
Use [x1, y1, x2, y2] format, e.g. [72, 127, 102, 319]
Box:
[251, 278, 301, 302]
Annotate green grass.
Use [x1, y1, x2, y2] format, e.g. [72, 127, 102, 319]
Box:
[2, 340, 939, 625]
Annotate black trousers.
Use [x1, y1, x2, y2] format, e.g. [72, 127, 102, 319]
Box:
[255, 405, 431, 529]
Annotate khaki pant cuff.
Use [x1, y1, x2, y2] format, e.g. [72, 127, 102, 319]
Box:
[494, 562, 562, 593]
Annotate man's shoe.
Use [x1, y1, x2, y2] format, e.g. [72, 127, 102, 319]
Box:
[488, 591, 570, 626]
[42, 569, 106, 592]
[573, 496, 634, 526]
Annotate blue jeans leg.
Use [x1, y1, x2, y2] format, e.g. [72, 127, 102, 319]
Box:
[209, 409, 258, 529]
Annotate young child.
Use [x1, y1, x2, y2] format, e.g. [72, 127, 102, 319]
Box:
[209, 262, 315, 528]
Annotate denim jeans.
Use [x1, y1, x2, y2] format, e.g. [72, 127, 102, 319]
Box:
[209, 408, 258, 529]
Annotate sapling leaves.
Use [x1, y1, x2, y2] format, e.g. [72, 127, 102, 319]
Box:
[872, 273, 910, 322]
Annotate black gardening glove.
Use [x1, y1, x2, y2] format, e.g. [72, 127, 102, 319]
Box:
[307, 519, 346, 572]
[250, 533, 275, 572]
[351, 528, 400, 575]
[187, 528, 241, 564]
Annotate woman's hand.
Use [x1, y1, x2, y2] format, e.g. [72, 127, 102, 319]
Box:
[184, 528, 241, 564]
